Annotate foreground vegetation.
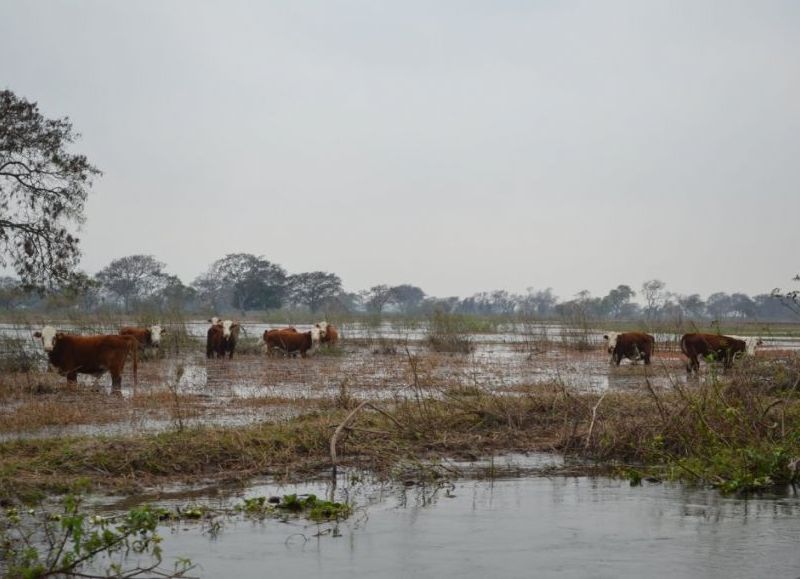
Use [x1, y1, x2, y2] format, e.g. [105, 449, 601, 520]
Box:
[1, 354, 799, 504]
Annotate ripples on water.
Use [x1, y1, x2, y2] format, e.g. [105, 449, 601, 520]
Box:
[147, 463, 800, 579]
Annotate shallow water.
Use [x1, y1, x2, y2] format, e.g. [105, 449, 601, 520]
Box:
[150, 467, 800, 579]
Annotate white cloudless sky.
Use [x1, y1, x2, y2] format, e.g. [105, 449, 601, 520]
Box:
[2, 0, 798, 300]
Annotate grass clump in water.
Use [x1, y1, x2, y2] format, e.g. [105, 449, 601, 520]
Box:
[426, 312, 474, 353]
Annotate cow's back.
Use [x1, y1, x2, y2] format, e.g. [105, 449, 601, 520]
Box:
[120, 327, 149, 346]
[322, 325, 339, 345]
[266, 330, 311, 353]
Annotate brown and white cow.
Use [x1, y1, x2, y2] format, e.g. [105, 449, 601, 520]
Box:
[206, 323, 224, 359]
[680, 333, 762, 374]
[264, 328, 320, 358]
[206, 320, 241, 359]
[33, 326, 138, 389]
[315, 322, 339, 347]
[603, 331, 655, 366]
[119, 325, 166, 348]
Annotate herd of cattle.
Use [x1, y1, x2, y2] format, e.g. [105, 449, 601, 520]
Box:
[30, 319, 340, 389]
[28, 322, 762, 389]
[603, 331, 762, 373]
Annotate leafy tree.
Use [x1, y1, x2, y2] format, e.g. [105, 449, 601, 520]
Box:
[157, 274, 196, 313]
[95, 255, 168, 312]
[191, 271, 229, 312]
[677, 293, 706, 318]
[201, 253, 287, 312]
[601, 285, 636, 318]
[288, 271, 343, 313]
[0, 90, 100, 288]
[730, 293, 756, 319]
[706, 292, 732, 319]
[519, 287, 558, 317]
[390, 284, 426, 314]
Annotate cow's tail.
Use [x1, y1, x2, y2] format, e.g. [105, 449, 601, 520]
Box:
[679, 334, 689, 357]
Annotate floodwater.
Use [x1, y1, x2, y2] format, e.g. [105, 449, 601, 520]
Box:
[111, 456, 800, 578]
[3, 320, 798, 440]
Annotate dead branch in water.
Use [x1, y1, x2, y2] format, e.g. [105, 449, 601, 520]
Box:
[585, 391, 607, 451]
[330, 400, 402, 476]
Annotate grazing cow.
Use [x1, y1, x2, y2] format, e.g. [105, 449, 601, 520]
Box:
[680, 333, 761, 374]
[603, 331, 655, 366]
[33, 326, 138, 388]
[119, 325, 166, 348]
[315, 322, 339, 346]
[264, 328, 320, 358]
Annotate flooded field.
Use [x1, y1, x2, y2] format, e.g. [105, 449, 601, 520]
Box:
[3, 321, 800, 577]
[87, 455, 800, 578]
[2, 320, 799, 440]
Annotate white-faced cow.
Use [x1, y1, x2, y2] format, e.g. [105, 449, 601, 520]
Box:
[680, 333, 762, 374]
[119, 325, 166, 348]
[315, 321, 339, 347]
[264, 327, 321, 358]
[603, 331, 655, 366]
[207, 319, 241, 359]
[33, 326, 138, 389]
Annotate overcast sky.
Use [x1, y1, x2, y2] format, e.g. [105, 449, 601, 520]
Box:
[2, 1, 798, 300]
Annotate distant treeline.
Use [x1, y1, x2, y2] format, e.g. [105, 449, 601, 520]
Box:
[0, 253, 797, 322]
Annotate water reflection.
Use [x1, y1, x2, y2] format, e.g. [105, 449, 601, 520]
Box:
[154, 472, 800, 578]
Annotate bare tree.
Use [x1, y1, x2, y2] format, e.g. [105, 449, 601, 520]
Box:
[361, 284, 394, 314]
[0, 90, 100, 287]
[641, 279, 666, 318]
[772, 274, 800, 318]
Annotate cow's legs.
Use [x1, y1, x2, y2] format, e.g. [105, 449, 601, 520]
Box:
[66, 371, 78, 384]
[111, 372, 122, 389]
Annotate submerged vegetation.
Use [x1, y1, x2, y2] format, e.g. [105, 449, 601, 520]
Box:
[0, 352, 798, 500]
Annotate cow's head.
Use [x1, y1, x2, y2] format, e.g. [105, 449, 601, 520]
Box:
[728, 335, 763, 356]
[33, 326, 59, 352]
[149, 325, 165, 347]
[744, 337, 763, 356]
[221, 320, 238, 339]
[603, 332, 619, 354]
[315, 321, 329, 338]
[310, 327, 322, 348]
[208, 317, 222, 326]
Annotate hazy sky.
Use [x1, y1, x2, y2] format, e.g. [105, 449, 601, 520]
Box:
[2, 1, 798, 299]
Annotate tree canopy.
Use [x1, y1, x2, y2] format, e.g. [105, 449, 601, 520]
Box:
[0, 90, 99, 288]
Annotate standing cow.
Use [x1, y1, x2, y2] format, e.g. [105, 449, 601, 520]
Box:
[206, 320, 240, 359]
[603, 332, 655, 366]
[315, 321, 340, 347]
[264, 328, 320, 358]
[33, 326, 138, 389]
[119, 325, 166, 348]
[680, 333, 761, 374]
